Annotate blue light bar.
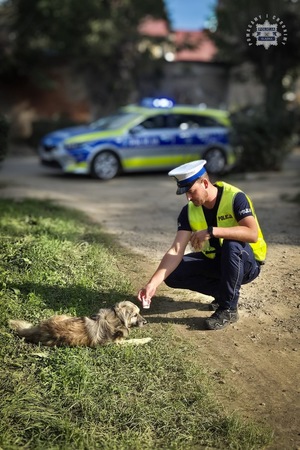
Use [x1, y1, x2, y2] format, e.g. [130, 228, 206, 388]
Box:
[140, 97, 175, 108]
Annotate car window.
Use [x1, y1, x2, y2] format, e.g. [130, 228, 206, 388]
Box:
[89, 112, 140, 131]
[165, 114, 222, 129]
[140, 115, 166, 129]
[193, 115, 222, 127]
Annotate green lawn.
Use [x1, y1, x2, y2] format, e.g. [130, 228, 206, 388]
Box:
[0, 198, 272, 449]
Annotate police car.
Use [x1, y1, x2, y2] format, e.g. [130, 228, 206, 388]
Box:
[39, 98, 235, 180]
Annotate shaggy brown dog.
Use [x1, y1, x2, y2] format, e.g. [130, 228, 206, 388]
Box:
[9, 301, 151, 347]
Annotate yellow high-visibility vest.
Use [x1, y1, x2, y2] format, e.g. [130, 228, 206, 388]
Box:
[188, 181, 267, 262]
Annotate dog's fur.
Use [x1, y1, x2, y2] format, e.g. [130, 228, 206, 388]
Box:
[9, 301, 151, 347]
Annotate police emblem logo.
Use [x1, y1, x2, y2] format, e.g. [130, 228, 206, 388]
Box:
[246, 14, 287, 50]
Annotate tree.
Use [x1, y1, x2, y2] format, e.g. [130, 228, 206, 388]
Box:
[0, 0, 169, 115]
[209, 0, 300, 171]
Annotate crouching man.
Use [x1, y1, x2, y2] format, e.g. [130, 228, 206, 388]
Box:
[137, 160, 267, 330]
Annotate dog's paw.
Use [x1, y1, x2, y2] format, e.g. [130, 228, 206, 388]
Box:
[136, 337, 152, 345]
[118, 337, 152, 346]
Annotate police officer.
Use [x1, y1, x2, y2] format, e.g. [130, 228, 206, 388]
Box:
[137, 160, 267, 330]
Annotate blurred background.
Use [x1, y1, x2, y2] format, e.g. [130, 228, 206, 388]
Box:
[0, 0, 300, 172]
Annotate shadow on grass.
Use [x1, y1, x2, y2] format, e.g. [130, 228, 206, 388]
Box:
[6, 281, 211, 330]
[6, 281, 137, 315]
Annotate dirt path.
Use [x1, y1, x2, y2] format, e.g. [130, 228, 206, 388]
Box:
[128, 159, 300, 450]
[1, 147, 300, 449]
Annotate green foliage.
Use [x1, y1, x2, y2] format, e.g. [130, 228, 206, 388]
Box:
[211, 0, 300, 112]
[0, 198, 272, 449]
[230, 106, 298, 171]
[210, 0, 300, 171]
[0, 0, 169, 113]
[211, 0, 300, 82]
[8, 0, 168, 54]
[0, 114, 9, 163]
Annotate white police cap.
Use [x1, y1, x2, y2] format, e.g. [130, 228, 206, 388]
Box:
[168, 160, 207, 195]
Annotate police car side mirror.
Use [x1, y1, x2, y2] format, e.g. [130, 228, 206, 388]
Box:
[129, 125, 144, 134]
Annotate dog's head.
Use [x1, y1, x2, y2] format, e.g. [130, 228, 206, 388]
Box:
[114, 301, 147, 329]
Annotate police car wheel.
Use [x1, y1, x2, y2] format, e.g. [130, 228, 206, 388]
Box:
[91, 151, 120, 180]
[204, 147, 226, 175]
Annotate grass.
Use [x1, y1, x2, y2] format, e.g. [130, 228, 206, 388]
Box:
[0, 198, 272, 450]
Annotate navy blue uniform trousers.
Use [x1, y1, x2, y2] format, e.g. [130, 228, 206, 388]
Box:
[165, 240, 261, 310]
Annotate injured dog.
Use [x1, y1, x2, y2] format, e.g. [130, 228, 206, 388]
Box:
[9, 301, 152, 347]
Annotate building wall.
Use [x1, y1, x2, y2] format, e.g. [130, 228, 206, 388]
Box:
[158, 61, 229, 108]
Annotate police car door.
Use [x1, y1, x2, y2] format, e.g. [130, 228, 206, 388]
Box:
[124, 114, 177, 171]
[164, 114, 202, 165]
[185, 114, 228, 155]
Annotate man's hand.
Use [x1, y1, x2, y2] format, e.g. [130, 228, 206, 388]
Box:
[137, 283, 156, 304]
[190, 229, 209, 250]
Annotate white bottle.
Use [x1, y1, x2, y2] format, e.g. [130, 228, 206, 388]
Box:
[142, 297, 151, 309]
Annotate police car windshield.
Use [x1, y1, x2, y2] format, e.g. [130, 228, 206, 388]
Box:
[89, 112, 139, 131]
